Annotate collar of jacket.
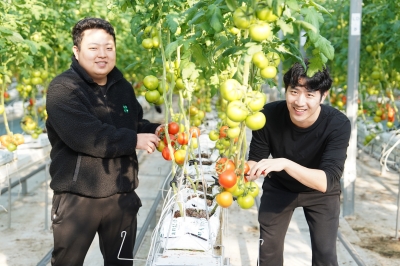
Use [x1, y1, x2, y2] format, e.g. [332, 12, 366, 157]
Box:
[69, 55, 123, 88]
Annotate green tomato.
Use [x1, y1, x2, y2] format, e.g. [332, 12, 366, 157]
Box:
[245, 91, 266, 112]
[237, 194, 255, 209]
[7, 143, 17, 152]
[260, 66, 277, 79]
[266, 52, 281, 67]
[245, 181, 260, 198]
[142, 38, 154, 49]
[233, 7, 254, 30]
[226, 100, 249, 122]
[220, 79, 243, 102]
[209, 130, 219, 141]
[252, 51, 269, 69]
[145, 90, 161, 104]
[245, 112, 266, 130]
[227, 126, 241, 139]
[143, 75, 159, 90]
[249, 22, 272, 42]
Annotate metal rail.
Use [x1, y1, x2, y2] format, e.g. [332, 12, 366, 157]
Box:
[1, 163, 46, 195]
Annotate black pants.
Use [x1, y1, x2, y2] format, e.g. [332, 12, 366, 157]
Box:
[258, 182, 340, 266]
[51, 191, 142, 266]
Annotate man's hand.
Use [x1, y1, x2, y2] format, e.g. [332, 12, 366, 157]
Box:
[246, 158, 287, 181]
[136, 134, 160, 154]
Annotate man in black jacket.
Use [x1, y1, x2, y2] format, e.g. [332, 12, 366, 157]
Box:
[46, 18, 162, 265]
[246, 61, 351, 266]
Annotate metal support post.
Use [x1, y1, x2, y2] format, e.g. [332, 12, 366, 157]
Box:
[21, 180, 27, 195]
[396, 165, 400, 240]
[343, 0, 362, 217]
[44, 160, 50, 231]
[7, 164, 11, 228]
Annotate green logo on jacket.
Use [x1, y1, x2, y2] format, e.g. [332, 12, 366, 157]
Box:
[123, 105, 129, 113]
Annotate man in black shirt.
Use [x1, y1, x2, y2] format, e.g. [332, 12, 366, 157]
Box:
[247, 61, 351, 266]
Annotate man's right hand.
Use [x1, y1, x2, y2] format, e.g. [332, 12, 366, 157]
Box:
[136, 134, 160, 154]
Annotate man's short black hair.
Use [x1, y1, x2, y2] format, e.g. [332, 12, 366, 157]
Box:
[72, 17, 116, 49]
[283, 60, 332, 96]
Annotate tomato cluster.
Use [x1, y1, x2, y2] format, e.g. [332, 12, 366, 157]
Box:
[0, 133, 25, 152]
[157, 121, 201, 166]
[214, 158, 260, 210]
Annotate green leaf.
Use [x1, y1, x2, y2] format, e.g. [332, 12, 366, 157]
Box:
[6, 32, 24, 43]
[225, 0, 237, 11]
[130, 16, 142, 35]
[307, 55, 325, 77]
[125, 61, 141, 71]
[313, 36, 334, 60]
[286, 0, 300, 12]
[246, 44, 263, 56]
[181, 62, 197, 81]
[221, 47, 242, 57]
[24, 40, 38, 54]
[310, 0, 331, 15]
[191, 44, 208, 68]
[0, 26, 13, 35]
[188, 11, 205, 26]
[165, 40, 180, 58]
[207, 5, 224, 33]
[276, 19, 294, 36]
[301, 7, 323, 28]
[294, 20, 317, 33]
[166, 13, 180, 34]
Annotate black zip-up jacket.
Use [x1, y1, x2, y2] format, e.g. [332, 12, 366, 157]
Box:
[46, 57, 160, 198]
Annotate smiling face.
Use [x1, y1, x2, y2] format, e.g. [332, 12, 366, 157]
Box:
[73, 29, 116, 85]
[286, 78, 328, 128]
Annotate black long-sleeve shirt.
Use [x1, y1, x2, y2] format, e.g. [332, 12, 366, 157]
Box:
[248, 100, 351, 194]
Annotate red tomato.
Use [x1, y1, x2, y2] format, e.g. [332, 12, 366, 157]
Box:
[215, 158, 236, 174]
[218, 169, 237, 189]
[162, 146, 175, 161]
[219, 125, 229, 138]
[168, 122, 180, 135]
[177, 132, 189, 145]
